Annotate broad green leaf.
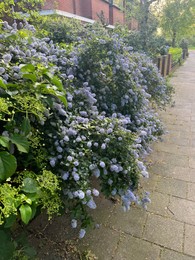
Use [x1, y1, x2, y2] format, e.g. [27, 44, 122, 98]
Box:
[57, 94, 68, 107]
[10, 134, 29, 153]
[21, 117, 31, 136]
[0, 77, 6, 89]
[30, 203, 37, 220]
[0, 136, 10, 148]
[20, 64, 35, 73]
[0, 151, 17, 181]
[22, 73, 37, 82]
[51, 76, 63, 91]
[22, 178, 38, 193]
[43, 71, 53, 80]
[19, 204, 32, 225]
[0, 230, 15, 259]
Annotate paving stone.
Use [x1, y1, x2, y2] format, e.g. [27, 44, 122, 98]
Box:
[155, 177, 187, 199]
[169, 166, 195, 182]
[189, 157, 195, 169]
[153, 142, 190, 156]
[147, 191, 170, 216]
[161, 249, 195, 260]
[107, 206, 148, 238]
[161, 153, 189, 167]
[187, 183, 195, 201]
[87, 193, 115, 225]
[184, 224, 195, 257]
[78, 226, 120, 260]
[189, 168, 195, 182]
[113, 235, 161, 260]
[140, 173, 160, 192]
[149, 162, 175, 177]
[143, 214, 184, 251]
[168, 196, 195, 225]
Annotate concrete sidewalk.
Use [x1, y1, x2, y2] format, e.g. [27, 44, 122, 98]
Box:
[79, 51, 195, 260]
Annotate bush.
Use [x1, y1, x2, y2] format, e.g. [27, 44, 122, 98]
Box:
[169, 47, 182, 64]
[0, 20, 173, 243]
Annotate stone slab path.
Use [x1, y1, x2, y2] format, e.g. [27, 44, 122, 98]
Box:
[78, 51, 195, 260]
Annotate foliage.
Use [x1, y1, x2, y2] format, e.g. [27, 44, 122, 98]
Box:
[0, 20, 173, 244]
[0, 0, 45, 22]
[126, 0, 160, 53]
[113, 24, 169, 58]
[37, 15, 86, 44]
[160, 0, 195, 47]
[0, 229, 37, 259]
[169, 47, 182, 64]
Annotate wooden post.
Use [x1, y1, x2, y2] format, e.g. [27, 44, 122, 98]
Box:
[167, 54, 172, 75]
[162, 55, 168, 77]
[157, 56, 163, 75]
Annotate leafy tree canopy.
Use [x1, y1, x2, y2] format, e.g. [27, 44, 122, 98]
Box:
[160, 0, 195, 47]
[0, 0, 45, 21]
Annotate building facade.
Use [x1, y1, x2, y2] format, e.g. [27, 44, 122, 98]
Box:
[42, 0, 133, 27]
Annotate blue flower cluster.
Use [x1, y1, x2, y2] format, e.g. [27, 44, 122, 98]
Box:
[0, 21, 172, 238]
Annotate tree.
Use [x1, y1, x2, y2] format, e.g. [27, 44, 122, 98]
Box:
[160, 0, 195, 47]
[0, 0, 45, 22]
[126, 0, 160, 51]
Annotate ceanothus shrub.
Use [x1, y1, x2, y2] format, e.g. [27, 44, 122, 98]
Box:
[0, 21, 172, 238]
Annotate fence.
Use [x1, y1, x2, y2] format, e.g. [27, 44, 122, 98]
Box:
[156, 49, 188, 77]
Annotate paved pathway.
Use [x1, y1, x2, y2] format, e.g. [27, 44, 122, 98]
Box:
[78, 51, 195, 259]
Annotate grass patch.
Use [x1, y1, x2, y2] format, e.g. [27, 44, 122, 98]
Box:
[189, 46, 195, 50]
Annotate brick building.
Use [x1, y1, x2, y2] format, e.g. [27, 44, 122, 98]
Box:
[42, 0, 138, 29]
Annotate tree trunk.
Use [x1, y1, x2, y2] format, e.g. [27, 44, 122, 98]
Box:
[172, 31, 176, 47]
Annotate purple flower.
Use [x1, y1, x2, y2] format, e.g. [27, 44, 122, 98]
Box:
[50, 159, 56, 167]
[67, 155, 73, 162]
[92, 189, 99, 197]
[79, 229, 86, 239]
[99, 161, 105, 168]
[73, 173, 80, 181]
[3, 54, 12, 63]
[62, 172, 69, 180]
[87, 199, 96, 209]
[0, 67, 5, 75]
[101, 143, 106, 149]
[68, 74, 74, 80]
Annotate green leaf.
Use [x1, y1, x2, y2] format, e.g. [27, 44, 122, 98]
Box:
[10, 134, 29, 153]
[30, 203, 37, 220]
[4, 214, 17, 228]
[57, 94, 67, 107]
[22, 73, 37, 82]
[21, 117, 31, 136]
[0, 77, 6, 89]
[19, 204, 32, 225]
[22, 178, 38, 193]
[0, 151, 17, 181]
[0, 136, 10, 148]
[20, 64, 35, 73]
[51, 76, 63, 91]
[0, 230, 15, 259]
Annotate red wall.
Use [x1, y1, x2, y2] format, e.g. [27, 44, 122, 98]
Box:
[75, 0, 92, 18]
[91, 0, 110, 24]
[110, 5, 124, 25]
[43, 0, 129, 26]
[43, 0, 74, 13]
